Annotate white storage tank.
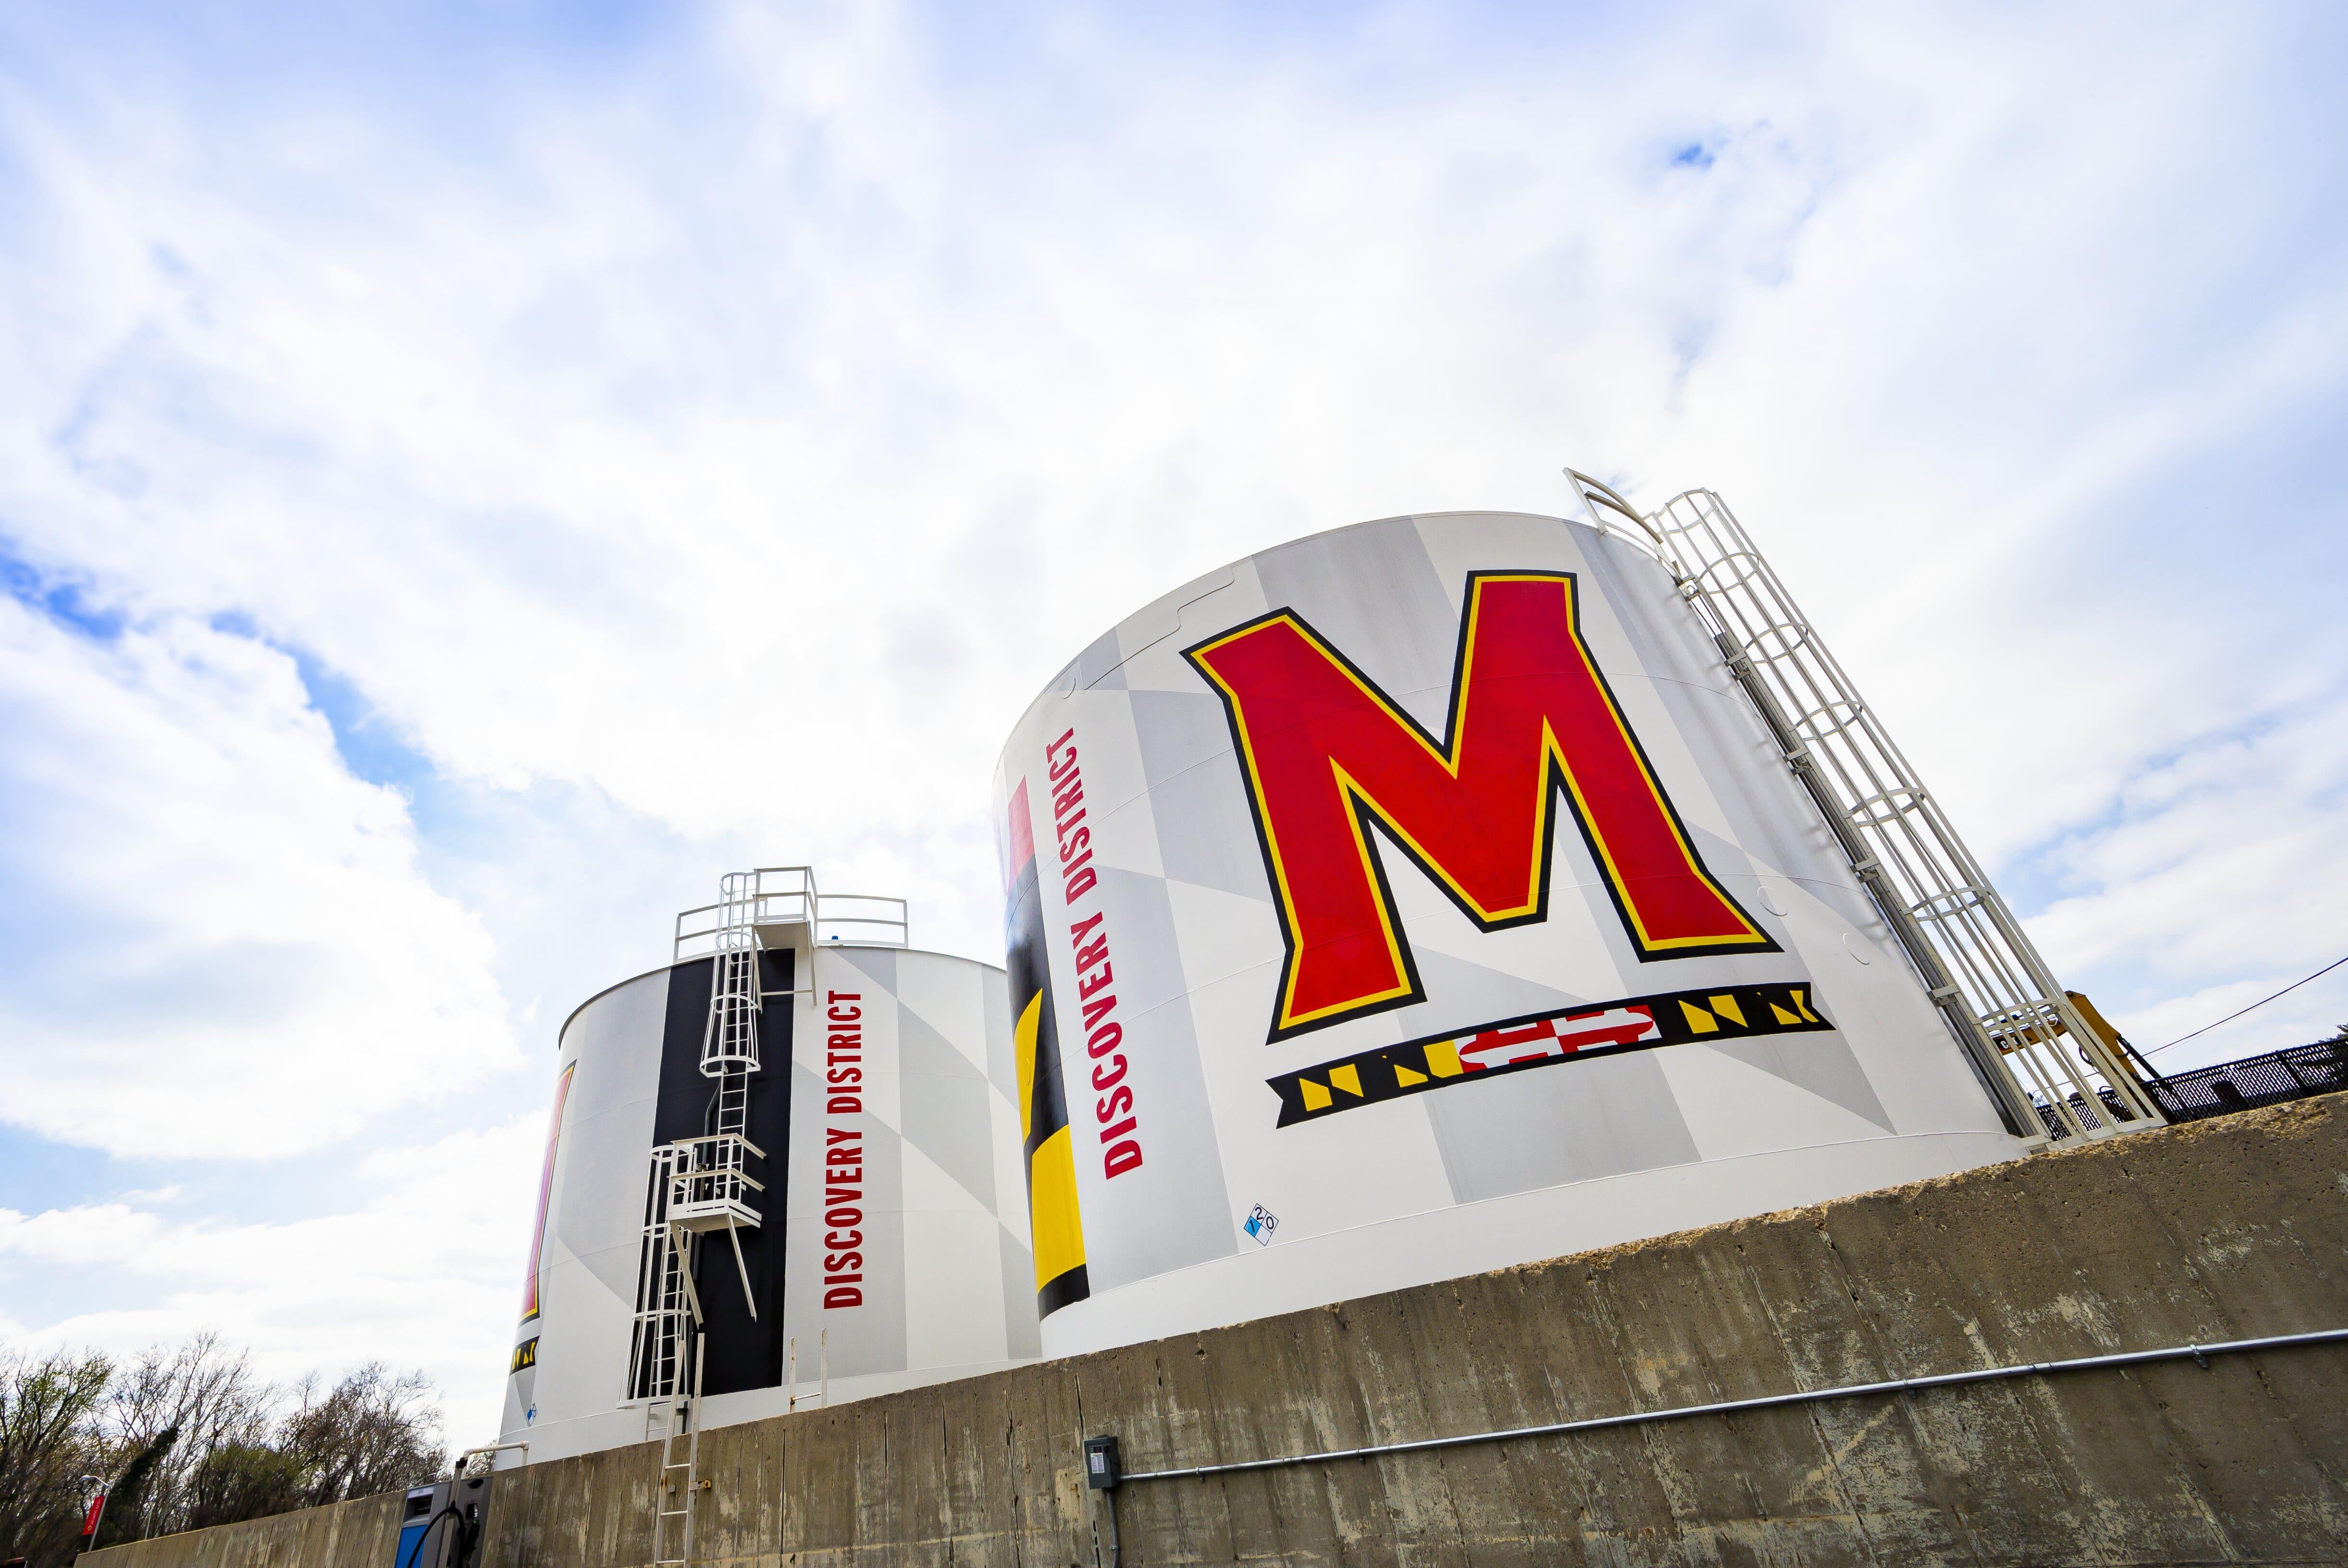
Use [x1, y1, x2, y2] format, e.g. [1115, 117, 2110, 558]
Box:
[993, 511, 2035, 1358]
[501, 871, 1039, 1463]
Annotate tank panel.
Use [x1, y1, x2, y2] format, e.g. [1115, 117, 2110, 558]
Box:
[993, 511, 2023, 1356]
[503, 947, 1035, 1462]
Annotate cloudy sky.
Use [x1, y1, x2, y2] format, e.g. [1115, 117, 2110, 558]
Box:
[2, 1, 2344, 1446]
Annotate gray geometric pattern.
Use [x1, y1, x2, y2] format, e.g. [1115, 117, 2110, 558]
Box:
[785, 947, 1037, 1383]
[898, 1006, 998, 1213]
[1429, 1047, 1700, 1203]
[993, 508, 2011, 1324]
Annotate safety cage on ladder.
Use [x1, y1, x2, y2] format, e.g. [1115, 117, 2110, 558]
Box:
[1565, 469, 2164, 1143]
[628, 869, 791, 1566]
[627, 866, 912, 1562]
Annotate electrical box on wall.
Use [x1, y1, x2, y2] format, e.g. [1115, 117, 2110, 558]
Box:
[1083, 1434, 1122, 1491]
[391, 1473, 492, 1568]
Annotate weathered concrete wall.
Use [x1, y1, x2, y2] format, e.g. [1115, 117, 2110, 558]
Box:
[93, 1094, 2348, 1568]
[84, 1489, 403, 1568]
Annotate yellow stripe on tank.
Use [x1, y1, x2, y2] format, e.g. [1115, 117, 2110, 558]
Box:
[1028, 1125, 1087, 1290]
[1015, 992, 1041, 1142]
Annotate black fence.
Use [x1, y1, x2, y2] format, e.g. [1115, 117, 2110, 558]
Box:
[2027, 1037, 2348, 1138]
[2031, 1089, 2146, 1139]
[2145, 1037, 2348, 1123]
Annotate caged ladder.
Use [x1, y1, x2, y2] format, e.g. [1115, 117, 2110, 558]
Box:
[629, 870, 777, 1566]
[1566, 470, 2163, 1141]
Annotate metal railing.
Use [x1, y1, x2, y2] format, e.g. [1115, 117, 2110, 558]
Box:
[2147, 1038, 2348, 1124]
[1566, 470, 2161, 1141]
[628, 1133, 766, 1405]
[666, 1132, 766, 1231]
[673, 865, 908, 958]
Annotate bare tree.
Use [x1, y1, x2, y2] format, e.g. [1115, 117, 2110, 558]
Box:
[0, 1348, 110, 1568]
[0, 1337, 447, 1548]
[101, 1332, 272, 1539]
[277, 1363, 444, 1507]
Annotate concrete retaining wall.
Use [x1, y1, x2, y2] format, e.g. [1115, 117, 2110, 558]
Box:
[85, 1490, 404, 1568]
[91, 1093, 2348, 1567]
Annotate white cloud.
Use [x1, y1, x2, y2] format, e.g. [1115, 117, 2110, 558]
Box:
[0, 599, 515, 1157]
[2025, 685, 2348, 1067]
[0, 4, 1916, 942]
[0, 0, 2343, 1442]
[0, 1117, 541, 1446]
[0, 11, 2332, 973]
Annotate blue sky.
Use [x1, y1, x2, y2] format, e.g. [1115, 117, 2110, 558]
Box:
[2, 0, 2346, 1446]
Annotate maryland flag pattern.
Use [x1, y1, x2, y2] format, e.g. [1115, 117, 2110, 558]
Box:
[1004, 778, 1090, 1318]
[1268, 980, 1833, 1128]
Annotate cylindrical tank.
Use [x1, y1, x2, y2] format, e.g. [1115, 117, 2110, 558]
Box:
[501, 912, 1038, 1463]
[994, 511, 2030, 1357]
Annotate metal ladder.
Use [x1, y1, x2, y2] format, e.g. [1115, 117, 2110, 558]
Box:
[1567, 470, 2164, 1140]
[649, 1332, 705, 1568]
[630, 870, 777, 1566]
[628, 1148, 698, 1402]
[699, 920, 756, 1174]
[704, 872, 763, 1070]
[691, 873, 764, 1311]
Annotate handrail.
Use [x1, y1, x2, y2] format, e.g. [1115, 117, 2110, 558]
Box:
[669, 1131, 766, 1162]
[1561, 472, 2161, 1141]
[1115, 1326, 2348, 1483]
[455, 1440, 527, 1475]
[673, 866, 910, 958]
[1565, 467, 1675, 557]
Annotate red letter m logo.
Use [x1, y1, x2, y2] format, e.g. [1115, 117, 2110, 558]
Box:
[1186, 571, 1776, 1041]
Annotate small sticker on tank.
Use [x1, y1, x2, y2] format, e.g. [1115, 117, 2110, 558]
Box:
[1243, 1204, 1280, 1245]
